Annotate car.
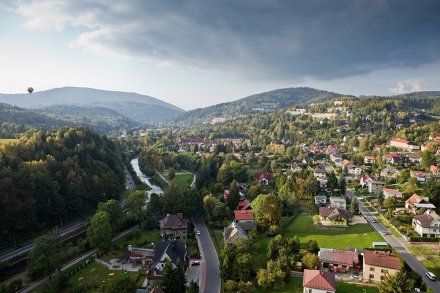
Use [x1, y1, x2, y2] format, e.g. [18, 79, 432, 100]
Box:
[192, 261, 200, 266]
[381, 230, 388, 235]
[350, 275, 360, 280]
[196, 230, 201, 236]
[370, 218, 377, 223]
[426, 271, 437, 281]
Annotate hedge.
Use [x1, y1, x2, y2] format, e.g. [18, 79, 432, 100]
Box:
[409, 236, 440, 242]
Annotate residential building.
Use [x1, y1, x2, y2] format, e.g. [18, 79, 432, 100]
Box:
[346, 164, 363, 176]
[329, 197, 347, 209]
[319, 207, 353, 226]
[303, 269, 336, 293]
[159, 213, 188, 242]
[238, 200, 252, 210]
[410, 170, 428, 183]
[413, 210, 440, 238]
[382, 188, 403, 199]
[384, 153, 402, 165]
[253, 172, 273, 186]
[367, 180, 385, 194]
[405, 194, 436, 214]
[406, 153, 422, 164]
[223, 221, 249, 244]
[319, 248, 360, 273]
[360, 175, 373, 187]
[313, 165, 327, 179]
[380, 166, 399, 178]
[389, 138, 420, 151]
[314, 195, 327, 205]
[123, 245, 154, 267]
[364, 156, 376, 164]
[233, 210, 256, 231]
[430, 165, 440, 177]
[363, 250, 400, 283]
[147, 239, 188, 280]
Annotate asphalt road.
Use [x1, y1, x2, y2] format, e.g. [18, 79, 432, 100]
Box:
[193, 215, 221, 293]
[347, 190, 440, 292]
[124, 164, 136, 191]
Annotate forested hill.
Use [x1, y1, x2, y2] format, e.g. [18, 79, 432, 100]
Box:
[0, 127, 124, 245]
[173, 87, 345, 123]
[0, 87, 185, 123]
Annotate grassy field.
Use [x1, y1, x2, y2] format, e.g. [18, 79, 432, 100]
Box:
[407, 243, 440, 277]
[0, 138, 18, 145]
[175, 173, 193, 187]
[284, 214, 383, 249]
[254, 276, 378, 293]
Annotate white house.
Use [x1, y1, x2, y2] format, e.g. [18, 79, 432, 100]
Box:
[367, 180, 385, 194]
[412, 210, 440, 238]
[329, 197, 347, 209]
[382, 188, 403, 199]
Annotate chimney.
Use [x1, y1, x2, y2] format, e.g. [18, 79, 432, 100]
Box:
[177, 213, 183, 220]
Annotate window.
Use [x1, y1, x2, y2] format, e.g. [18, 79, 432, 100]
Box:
[370, 267, 375, 272]
[176, 230, 180, 234]
[369, 274, 374, 279]
[381, 269, 388, 273]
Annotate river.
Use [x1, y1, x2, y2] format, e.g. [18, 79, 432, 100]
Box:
[130, 158, 163, 197]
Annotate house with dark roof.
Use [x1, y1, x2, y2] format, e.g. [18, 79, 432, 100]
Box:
[146, 239, 189, 280]
[380, 166, 398, 178]
[224, 221, 249, 244]
[412, 210, 440, 238]
[303, 269, 336, 293]
[159, 213, 188, 242]
[319, 207, 353, 226]
[384, 153, 402, 165]
[363, 250, 400, 283]
[319, 248, 361, 273]
[313, 165, 327, 179]
[253, 172, 273, 186]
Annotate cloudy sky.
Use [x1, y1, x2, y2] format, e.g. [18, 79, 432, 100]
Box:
[1, 0, 439, 110]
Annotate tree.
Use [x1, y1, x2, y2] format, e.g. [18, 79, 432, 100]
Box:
[168, 168, 176, 180]
[252, 194, 281, 228]
[27, 232, 61, 280]
[124, 190, 147, 228]
[377, 191, 385, 208]
[161, 259, 186, 293]
[235, 252, 253, 280]
[302, 253, 320, 269]
[227, 180, 240, 210]
[339, 176, 347, 195]
[327, 172, 338, 194]
[256, 259, 287, 289]
[186, 280, 199, 293]
[383, 197, 398, 212]
[98, 199, 123, 231]
[305, 240, 319, 254]
[377, 271, 415, 293]
[423, 179, 440, 210]
[350, 199, 360, 215]
[100, 276, 137, 293]
[87, 210, 112, 252]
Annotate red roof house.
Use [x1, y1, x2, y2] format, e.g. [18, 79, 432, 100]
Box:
[303, 270, 336, 292]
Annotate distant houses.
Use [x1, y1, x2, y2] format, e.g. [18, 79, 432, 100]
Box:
[389, 138, 420, 151]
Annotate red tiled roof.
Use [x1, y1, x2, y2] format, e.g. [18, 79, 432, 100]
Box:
[303, 270, 336, 291]
[319, 249, 359, 266]
[385, 153, 399, 158]
[390, 138, 409, 144]
[239, 200, 252, 210]
[234, 210, 254, 221]
[253, 172, 273, 181]
[364, 250, 401, 270]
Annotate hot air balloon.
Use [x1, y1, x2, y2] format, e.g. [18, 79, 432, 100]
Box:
[27, 87, 34, 94]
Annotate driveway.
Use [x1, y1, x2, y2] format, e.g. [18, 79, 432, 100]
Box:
[193, 215, 221, 293]
[347, 190, 440, 292]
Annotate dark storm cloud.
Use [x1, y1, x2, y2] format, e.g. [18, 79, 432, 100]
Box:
[17, 0, 440, 80]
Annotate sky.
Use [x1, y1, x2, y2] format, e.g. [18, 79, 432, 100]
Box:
[1, 0, 440, 110]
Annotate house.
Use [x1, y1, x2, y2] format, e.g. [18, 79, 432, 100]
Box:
[360, 175, 373, 187]
[389, 138, 420, 151]
[303, 270, 336, 293]
[410, 170, 428, 183]
[159, 213, 188, 242]
[224, 221, 249, 244]
[234, 210, 256, 231]
[384, 153, 402, 165]
[313, 165, 327, 179]
[253, 172, 273, 186]
[291, 162, 306, 173]
[412, 210, 440, 238]
[318, 248, 360, 273]
[373, 144, 385, 151]
[367, 180, 385, 194]
[146, 238, 189, 279]
[326, 144, 339, 154]
[123, 245, 154, 267]
[405, 194, 436, 214]
[363, 250, 401, 283]
[382, 188, 403, 199]
[314, 195, 327, 205]
[330, 153, 342, 164]
[406, 153, 422, 164]
[380, 166, 399, 178]
[431, 165, 440, 177]
[364, 156, 376, 164]
[238, 200, 252, 210]
[319, 207, 353, 226]
[329, 197, 347, 209]
[346, 164, 363, 176]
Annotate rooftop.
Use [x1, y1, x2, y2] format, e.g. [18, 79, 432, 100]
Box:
[303, 269, 336, 291]
[363, 250, 400, 270]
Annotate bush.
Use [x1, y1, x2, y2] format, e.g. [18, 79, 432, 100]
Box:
[409, 236, 440, 242]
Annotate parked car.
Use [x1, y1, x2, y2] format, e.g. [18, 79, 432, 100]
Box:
[192, 261, 200, 266]
[370, 218, 377, 223]
[381, 230, 388, 235]
[350, 275, 360, 280]
[196, 230, 201, 236]
[426, 271, 437, 281]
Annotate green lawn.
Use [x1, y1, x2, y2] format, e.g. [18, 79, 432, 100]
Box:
[175, 173, 193, 187]
[407, 243, 440, 277]
[284, 214, 383, 249]
[254, 276, 378, 293]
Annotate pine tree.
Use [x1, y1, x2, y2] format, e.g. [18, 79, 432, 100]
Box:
[227, 180, 240, 210]
[350, 199, 360, 215]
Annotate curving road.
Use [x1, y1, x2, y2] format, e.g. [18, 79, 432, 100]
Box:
[193, 215, 220, 293]
[347, 190, 440, 292]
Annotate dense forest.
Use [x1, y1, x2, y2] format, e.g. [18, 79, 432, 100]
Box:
[0, 127, 124, 246]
